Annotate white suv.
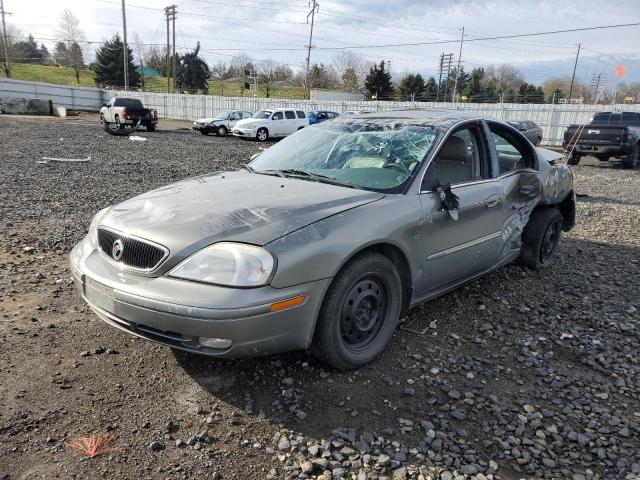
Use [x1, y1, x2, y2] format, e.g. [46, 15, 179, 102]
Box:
[232, 108, 308, 141]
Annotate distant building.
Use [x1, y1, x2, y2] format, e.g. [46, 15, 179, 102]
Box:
[136, 66, 161, 78]
[310, 90, 366, 101]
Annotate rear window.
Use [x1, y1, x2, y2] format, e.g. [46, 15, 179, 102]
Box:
[285, 111, 296, 120]
[296, 110, 306, 119]
[114, 98, 144, 109]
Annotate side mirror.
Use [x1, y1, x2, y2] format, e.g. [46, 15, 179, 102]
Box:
[102, 103, 108, 107]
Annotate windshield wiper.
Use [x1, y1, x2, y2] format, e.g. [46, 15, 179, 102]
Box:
[241, 164, 254, 172]
[277, 169, 356, 188]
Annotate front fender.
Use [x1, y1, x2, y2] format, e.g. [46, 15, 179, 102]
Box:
[266, 195, 422, 290]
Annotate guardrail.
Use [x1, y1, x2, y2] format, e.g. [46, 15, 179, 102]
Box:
[2, 78, 639, 145]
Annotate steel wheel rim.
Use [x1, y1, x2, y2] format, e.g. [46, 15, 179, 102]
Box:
[258, 130, 266, 141]
[340, 276, 387, 352]
[541, 221, 559, 262]
[218, 126, 226, 136]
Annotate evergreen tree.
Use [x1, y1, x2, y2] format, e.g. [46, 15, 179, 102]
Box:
[14, 34, 42, 63]
[54, 42, 68, 66]
[93, 34, 140, 87]
[424, 76, 438, 101]
[365, 61, 394, 100]
[176, 42, 210, 93]
[341, 67, 359, 91]
[39, 44, 50, 64]
[398, 73, 425, 101]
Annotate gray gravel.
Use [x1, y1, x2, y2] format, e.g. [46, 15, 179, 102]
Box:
[0, 115, 639, 480]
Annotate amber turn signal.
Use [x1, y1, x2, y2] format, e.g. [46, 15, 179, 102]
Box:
[269, 295, 307, 312]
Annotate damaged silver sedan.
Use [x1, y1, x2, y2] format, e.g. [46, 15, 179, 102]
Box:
[70, 111, 575, 369]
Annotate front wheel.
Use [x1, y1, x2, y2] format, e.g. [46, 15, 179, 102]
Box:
[622, 143, 639, 169]
[256, 128, 268, 142]
[518, 208, 563, 269]
[567, 150, 581, 165]
[312, 253, 402, 369]
[217, 125, 228, 136]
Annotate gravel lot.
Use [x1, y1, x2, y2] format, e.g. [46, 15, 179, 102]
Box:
[1, 114, 638, 480]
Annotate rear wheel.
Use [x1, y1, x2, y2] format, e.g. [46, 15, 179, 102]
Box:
[518, 208, 563, 269]
[622, 143, 639, 169]
[146, 124, 156, 132]
[256, 128, 268, 142]
[115, 116, 124, 130]
[312, 253, 402, 369]
[535, 136, 542, 147]
[567, 150, 581, 165]
[217, 125, 228, 136]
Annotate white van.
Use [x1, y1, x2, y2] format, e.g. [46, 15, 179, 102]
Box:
[232, 108, 308, 141]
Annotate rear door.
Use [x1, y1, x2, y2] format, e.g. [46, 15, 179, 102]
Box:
[417, 121, 503, 293]
[284, 110, 298, 134]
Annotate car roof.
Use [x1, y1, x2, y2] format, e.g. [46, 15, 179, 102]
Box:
[339, 109, 487, 128]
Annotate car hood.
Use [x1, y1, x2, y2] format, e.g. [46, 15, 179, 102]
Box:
[99, 170, 384, 262]
[235, 118, 265, 127]
[195, 117, 224, 123]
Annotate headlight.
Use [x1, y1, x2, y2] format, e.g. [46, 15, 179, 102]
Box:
[88, 208, 108, 245]
[168, 242, 275, 287]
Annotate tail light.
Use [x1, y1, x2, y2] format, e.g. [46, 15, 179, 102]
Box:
[154, 110, 158, 119]
[121, 107, 128, 119]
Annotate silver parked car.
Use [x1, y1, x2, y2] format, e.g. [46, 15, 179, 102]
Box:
[71, 111, 575, 369]
[193, 110, 252, 136]
[507, 120, 543, 146]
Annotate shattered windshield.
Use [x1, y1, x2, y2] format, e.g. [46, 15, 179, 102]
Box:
[253, 110, 273, 119]
[216, 110, 232, 119]
[249, 120, 438, 192]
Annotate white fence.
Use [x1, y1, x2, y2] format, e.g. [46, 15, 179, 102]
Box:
[0, 77, 106, 110]
[110, 89, 640, 145]
[2, 78, 639, 145]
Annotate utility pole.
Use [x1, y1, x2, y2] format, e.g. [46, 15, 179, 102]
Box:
[452, 27, 464, 103]
[164, 5, 177, 93]
[172, 6, 176, 92]
[568, 42, 581, 103]
[304, 0, 318, 100]
[0, 0, 11, 78]
[121, 0, 128, 90]
[436, 53, 453, 102]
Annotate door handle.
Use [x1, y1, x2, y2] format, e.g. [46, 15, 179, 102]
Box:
[485, 194, 500, 208]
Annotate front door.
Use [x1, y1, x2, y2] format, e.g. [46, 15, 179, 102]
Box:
[417, 123, 503, 294]
[270, 111, 285, 135]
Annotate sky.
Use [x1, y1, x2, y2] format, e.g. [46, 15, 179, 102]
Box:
[5, 0, 640, 86]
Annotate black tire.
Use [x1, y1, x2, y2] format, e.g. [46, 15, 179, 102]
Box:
[622, 143, 639, 169]
[216, 125, 228, 136]
[146, 124, 156, 132]
[311, 252, 402, 370]
[567, 150, 581, 165]
[535, 137, 542, 147]
[518, 208, 563, 269]
[256, 128, 268, 142]
[199, 130, 208, 135]
[115, 116, 124, 130]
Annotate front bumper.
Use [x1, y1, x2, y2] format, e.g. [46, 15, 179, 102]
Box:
[232, 127, 255, 137]
[70, 236, 331, 357]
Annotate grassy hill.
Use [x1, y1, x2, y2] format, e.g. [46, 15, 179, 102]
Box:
[3, 63, 307, 98]
[1, 63, 96, 87]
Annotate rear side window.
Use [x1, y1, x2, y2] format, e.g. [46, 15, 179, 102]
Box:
[285, 111, 296, 120]
[622, 113, 640, 126]
[296, 110, 306, 119]
[114, 98, 143, 109]
[488, 122, 536, 174]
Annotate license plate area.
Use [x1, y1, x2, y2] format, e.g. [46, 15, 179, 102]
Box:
[85, 277, 115, 312]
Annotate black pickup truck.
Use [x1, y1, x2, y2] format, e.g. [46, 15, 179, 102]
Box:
[563, 111, 640, 168]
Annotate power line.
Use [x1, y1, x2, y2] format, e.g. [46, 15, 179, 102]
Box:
[311, 22, 640, 51]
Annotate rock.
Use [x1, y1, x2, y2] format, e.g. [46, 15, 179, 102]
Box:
[148, 441, 164, 451]
[281, 377, 294, 386]
[277, 436, 291, 451]
[392, 466, 407, 478]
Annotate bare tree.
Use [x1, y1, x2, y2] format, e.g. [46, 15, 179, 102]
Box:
[0, 24, 23, 77]
[57, 8, 86, 84]
[228, 53, 253, 77]
[482, 64, 524, 93]
[257, 58, 280, 98]
[332, 50, 366, 90]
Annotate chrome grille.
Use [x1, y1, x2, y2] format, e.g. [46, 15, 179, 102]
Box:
[97, 228, 168, 271]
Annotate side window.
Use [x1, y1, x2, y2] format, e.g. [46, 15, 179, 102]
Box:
[244, 112, 252, 118]
[296, 110, 306, 119]
[422, 127, 484, 190]
[229, 112, 238, 120]
[327, 112, 337, 119]
[489, 123, 535, 175]
[272, 112, 283, 120]
[285, 110, 296, 120]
